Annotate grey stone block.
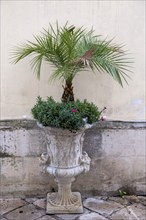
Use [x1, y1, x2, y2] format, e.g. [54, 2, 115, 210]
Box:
[83, 197, 123, 217]
[0, 198, 27, 215]
[5, 204, 45, 220]
[56, 208, 89, 220]
[33, 198, 46, 209]
[111, 203, 146, 220]
[37, 215, 57, 220]
[77, 212, 107, 220]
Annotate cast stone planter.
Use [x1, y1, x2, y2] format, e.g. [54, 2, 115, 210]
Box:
[40, 125, 91, 214]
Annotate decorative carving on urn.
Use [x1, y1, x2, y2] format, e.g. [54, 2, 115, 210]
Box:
[40, 126, 91, 214]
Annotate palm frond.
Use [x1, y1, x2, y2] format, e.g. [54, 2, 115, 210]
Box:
[11, 22, 132, 87]
[30, 54, 43, 79]
[11, 44, 36, 64]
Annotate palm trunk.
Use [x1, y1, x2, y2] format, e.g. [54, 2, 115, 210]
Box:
[62, 82, 74, 102]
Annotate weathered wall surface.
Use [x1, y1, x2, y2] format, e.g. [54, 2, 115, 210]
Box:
[1, 1, 145, 120]
[0, 120, 145, 196]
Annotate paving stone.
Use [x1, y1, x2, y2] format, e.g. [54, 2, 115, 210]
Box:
[25, 197, 38, 203]
[109, 195, 146, 207]
[108, 196, 131, 206]
[5, 204, 45, 220]
[128, 203, 146, 220]
[56, 213, 81, 220]
[33, 198, 46, 209]
[56, 208, 89, 220]
[111, 207, 137, 220]
[137, 196, 146, 206]
[77, 212, 107, 220]
[83, 197, 123, 217]
[111, 203, 146, 220]
[0, 198, 27, 215]
[125, 195, 142, 204]
[37, 215, 57, 220]
[1, 196, 145, 220]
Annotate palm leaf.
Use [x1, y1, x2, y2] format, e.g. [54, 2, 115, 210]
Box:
[11, 22, 132, 88]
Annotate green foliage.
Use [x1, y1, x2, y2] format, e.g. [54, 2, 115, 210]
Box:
[73, 99, 102, 124]
[11, 22, 132, 128]
[31, 96, 102, 131]
[119, 190, 127, 198]
[11, 22, 132, 87]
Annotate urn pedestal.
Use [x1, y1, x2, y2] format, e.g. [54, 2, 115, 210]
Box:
[41, 126, 91, 214]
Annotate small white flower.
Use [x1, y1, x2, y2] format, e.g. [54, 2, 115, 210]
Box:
[83, 117, 88, 123]
[37, 121, 43, 128]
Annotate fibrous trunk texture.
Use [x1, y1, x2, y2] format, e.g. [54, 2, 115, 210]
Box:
[62, 82, 74, 102]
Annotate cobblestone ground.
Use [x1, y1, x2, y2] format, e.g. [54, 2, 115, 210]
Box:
[0, 195, 146, 220]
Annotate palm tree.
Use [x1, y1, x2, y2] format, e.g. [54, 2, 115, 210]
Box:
[11, 22, 131, 102]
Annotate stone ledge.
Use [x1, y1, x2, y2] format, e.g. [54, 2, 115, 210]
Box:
[0, 119, 37, 130]
[0, 119, 146, 130]
[93, 120, 146, 129]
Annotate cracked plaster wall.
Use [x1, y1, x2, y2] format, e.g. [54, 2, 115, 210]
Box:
[0, 120, 145, 196]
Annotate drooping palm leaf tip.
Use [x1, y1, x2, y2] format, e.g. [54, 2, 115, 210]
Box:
[11, 22, 132, 102]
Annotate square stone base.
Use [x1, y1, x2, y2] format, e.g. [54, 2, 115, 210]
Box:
[46, 192, 83, 214]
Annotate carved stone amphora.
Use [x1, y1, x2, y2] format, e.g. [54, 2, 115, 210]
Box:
[40, 126, 91, 214]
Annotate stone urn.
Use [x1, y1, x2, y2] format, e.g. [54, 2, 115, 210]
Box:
[40, 126, 91, 214]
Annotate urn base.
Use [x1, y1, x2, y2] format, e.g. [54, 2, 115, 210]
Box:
[46, 192, 83, 214]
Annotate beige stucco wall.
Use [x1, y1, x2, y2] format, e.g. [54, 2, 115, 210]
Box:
[1, 1, 145, 120]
